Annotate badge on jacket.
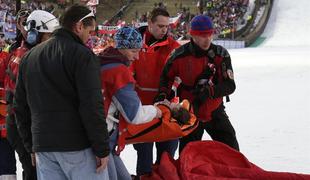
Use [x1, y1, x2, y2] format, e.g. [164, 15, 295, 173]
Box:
[227, 69, 234, 80]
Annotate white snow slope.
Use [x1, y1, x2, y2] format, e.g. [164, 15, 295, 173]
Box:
[17, 0, 310, 178]
[223, 0, 310, 173]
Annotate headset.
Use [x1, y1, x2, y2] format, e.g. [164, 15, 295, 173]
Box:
[26, 20, 39, 45]
[26, 18, 56, 45]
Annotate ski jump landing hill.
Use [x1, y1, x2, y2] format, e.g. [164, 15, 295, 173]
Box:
[226, 0, 310, 174]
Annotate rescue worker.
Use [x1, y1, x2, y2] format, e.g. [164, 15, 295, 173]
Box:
[130, 8, 180, 178]
[158, 15, 239, 153]
[0, 9, 31, 180]
[4, 10, 59, 180]
[99, 26, 164, 180]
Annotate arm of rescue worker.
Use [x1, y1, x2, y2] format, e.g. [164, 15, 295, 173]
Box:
[75, 50, 109, 158]
[0, 51, 10, 87]
[156, 38, 181, 100]
[157, 54, 178, 102]
[13, 57, 33, 153]
[112, 83, 161, 124]
[193, 48, 236, 105]
[211, 48, 236, 98]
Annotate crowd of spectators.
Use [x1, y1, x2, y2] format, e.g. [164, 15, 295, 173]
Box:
[0, 0, 55, 16]
[0, 0, 16, 50]
[87, 0, 250, 49]
[201, 0, 249, 37]
[115, 0, 249, 40]
[1, 0, 251, 51]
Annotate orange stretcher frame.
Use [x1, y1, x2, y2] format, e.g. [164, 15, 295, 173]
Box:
[116, 100, 198, 154]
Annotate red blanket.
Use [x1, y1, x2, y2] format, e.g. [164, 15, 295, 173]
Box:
[142, 141, 310, 180]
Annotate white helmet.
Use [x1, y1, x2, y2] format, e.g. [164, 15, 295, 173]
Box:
[25, 10, 59, 33]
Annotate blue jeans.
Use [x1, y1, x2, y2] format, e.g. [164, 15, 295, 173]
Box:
[108, 130, 131, 180]
[107, 153, 131, 180]
[133, 140, 178, 176]
[35, 148, 109, 180]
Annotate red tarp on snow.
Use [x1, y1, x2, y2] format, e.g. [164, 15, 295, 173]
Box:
[142, 141, 310, 180]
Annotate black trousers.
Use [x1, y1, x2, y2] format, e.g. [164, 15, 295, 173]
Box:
[0, 138, 16, 175]
[179, 106, 239, 153]
[6, 115, 37, 180]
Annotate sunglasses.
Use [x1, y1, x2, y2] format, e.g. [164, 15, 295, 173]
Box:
[79, 11, 95, 22]
[17, 10, 30, 19]
[17, 10, 31, 26]
[19, 10, 30, 16]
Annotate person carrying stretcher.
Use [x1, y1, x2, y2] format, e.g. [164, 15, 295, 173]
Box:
[98, 27, 197, 180]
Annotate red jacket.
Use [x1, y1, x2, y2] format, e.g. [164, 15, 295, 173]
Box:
[0, 42, 28, 138]
[159, 41, 236, 121]
[4, 44, 29, 101]
[101, 64, 135, 116]
[0, 51, 10, 88]
[0, 80, 5, 138]
[131, 27, 180, 105]
[0, 51, 10, 106]
[100, 47, 139, 154]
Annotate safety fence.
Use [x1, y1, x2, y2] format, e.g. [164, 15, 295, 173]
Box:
[178, 40, 245, 49]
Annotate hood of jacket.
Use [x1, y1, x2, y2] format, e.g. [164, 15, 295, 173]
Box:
[98, 46, 130, 66]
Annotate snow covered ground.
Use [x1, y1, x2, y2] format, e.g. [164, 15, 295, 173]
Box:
[16, 0, 310, 178]
[227, 46, 310, 173]
[225, 0, 310, 173]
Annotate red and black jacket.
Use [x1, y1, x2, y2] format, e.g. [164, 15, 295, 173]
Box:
[159, 39, 236, 121]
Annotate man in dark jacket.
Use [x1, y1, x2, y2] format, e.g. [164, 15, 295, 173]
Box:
[158, 15, 239, 153]
[13, 5, 110, 179]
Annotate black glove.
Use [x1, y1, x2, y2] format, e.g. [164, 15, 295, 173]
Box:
[194, 63, 216, 85]
[193, 79, 210, 97]
[192, 83, 210, 114]
[153, 92, 167, 103]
